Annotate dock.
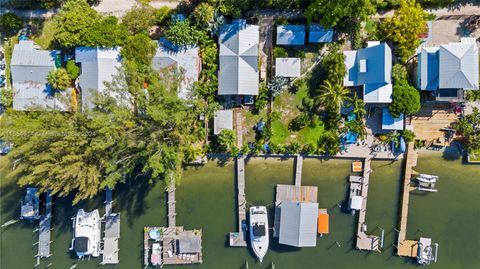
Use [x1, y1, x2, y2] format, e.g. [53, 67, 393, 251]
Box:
[168, 185, 176, 228]
[397, 142, 419, 257]
[355, 158, 382, 252]
[229, 157, 247, 247]
[36, 191, 52, 263]
[294, 154, 303, 186]
[101, 189, 120, 265]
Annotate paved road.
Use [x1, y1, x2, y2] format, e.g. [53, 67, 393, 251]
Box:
[375, 3, 480, 19]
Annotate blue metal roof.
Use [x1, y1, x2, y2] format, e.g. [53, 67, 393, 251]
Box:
[308, 24, 333, 43]
[276, 25, 305, 45]
[420, 47, 439, 91]
[356, 43, 392, 85]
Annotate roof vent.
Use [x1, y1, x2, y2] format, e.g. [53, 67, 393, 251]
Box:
[359, 59, 367, 73]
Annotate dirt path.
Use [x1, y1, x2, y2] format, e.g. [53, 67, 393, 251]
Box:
[374, 3, 480, 19]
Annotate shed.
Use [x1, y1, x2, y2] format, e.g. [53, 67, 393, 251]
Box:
[275, 58, 301, 78]
[308, 24, 333, 43]
[382, 108, 404, 131]
[213, 110, 233, 135]
[276, 25, 305, 45]
[178, 235, 201, 254]
[278, 201, 318, 247]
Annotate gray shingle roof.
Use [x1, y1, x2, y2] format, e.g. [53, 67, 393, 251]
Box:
[276, 25, 305, 45]
[439, 39, 479, 90]
[279, 201, 318, 247]
[218, 20, 259, 96]
[75, 47, 122, 110]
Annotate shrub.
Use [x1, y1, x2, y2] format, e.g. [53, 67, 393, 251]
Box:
[389, 84, 421, 117]
[121, 5, 155, 34]
[401, 129, 415, 143]
[66, 60, 80, 80]
[0, 13, 23, 34]
[392, 64, 408, 85]
[164, 19, 198, 46]
[289, 113, 310, 131]
[121, 33, 156, 67]
[47, 68, 71, 90]
[273, 47, 288, 57]
[296, 50, 306, 59]
[254, 83, 269, 112]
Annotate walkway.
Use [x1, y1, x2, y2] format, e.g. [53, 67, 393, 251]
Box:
[397, 142, 419, 257]
[374, 4, 480, 18]
[229, 157, 247, 247]
[102, 189, 120, 265]
[36, 191, 52, 265]
[167, 184, 176, 228]
[355, 158, 381, 252]
[294, 154, 303, 186]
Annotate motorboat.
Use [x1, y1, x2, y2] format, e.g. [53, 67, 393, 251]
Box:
[249, 206, 269, 263]
[417, 237, 435, 265]
[417, 174, 439, 183]
[20, 188, 40, 221]
[416, 174, 439, 192]
[150, 243, 162, 266]
[71, 209, 102, 258]
[348, 176, 363, 214]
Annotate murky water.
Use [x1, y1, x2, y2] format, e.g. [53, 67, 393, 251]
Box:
[1, 152, 479, 269]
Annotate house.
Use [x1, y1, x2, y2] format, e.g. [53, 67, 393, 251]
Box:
[11, 40, 68, 111]
[152, 38, 201, 99]
[276, 25, 305, 45]
[75, 47, 122, 110]
[308, 24, 333, 43]
[275, 58, 301, 78]
[344, 42, 393, 103]
[213, 110, 233, 135]
[382, 108, 404, 131]
[218, 19, 259, 98]
[419, 38, 479, 100]
[278, 201, 318, 247]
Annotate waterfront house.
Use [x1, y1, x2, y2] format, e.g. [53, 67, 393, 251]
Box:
[218, 19, 259, 100]
[152, 38, 201, 100]
[278, 201, 318, 247]
[344, 41, 393, 104]
[75, 47, 122, 111]
[308, 24, 333, 43]
[213, 109, 233, 135]
[11, 40, 68, 111]
[275, 58, 301, 78]
[276, 25, 306, 45]
[419, 37, 479, 100]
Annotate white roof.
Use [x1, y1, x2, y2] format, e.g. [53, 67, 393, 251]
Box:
[213, 110, 233, 135]
[279, 201, 318, 247]
[439, 40, 479, 90]
[275, 58, 301, 78]
[363, 83, 392, 103]
[349, 196, 363, 210]
[218, 20, 259, 96]
[343, 50, 357, 87]
[75, 47, 122, 110]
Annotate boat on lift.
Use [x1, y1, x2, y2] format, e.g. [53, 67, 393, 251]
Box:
[417, 237, 435, 265]
[71, 209, 102, 258]
[150, 243, 162, 266]
[249, 206, 269, 263]
[416, 174, 439, 183]
[20, 188, 40, 221]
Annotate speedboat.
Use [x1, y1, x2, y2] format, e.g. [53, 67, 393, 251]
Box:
[249, 206, 269, 263]
[151, 243, 162, 266]
[71, 209, 102, 258]
[20, 188, 40, 221]
[417, 237, 435, 265]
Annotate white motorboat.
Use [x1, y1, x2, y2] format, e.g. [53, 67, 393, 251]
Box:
[20, 188, 40, 221]
[417, 174, 439, 183]
[249, 206, 269, 263]
[151, 243, 162, 266]
[417, 237, 435, 265]
[71, 209, 102, 258]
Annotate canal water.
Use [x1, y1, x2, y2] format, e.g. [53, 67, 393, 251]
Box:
[1, 151, 479, 269]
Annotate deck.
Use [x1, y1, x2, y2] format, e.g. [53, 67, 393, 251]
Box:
[37, 191, 52, 260]
[229, 157, 247, 247]
[168, 185, 176, 228]
[102, 189, 120, 265]
[294, 154, 303, 186]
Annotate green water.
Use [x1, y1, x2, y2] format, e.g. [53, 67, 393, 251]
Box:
[1, 153, 479, 269]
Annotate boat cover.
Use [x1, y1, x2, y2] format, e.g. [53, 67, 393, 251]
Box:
[74, 236, 89, 253]
[253, 224, 266, 237]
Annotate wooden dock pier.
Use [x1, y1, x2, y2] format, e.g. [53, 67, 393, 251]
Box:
[397, 142, 419, 257]
[168, 182, 176, 228]
[229, 157, 247, 247]
[37, 191, 52, 261]
[294, 154, 303, 186]
[101, 189, 120, 265]
[355, 157, 382, 252]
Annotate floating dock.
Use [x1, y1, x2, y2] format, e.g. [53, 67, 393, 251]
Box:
[101, 189, 120, 265]
[35, 191, 52, 267]
[229, 157, 247, 247]
[294, 154, 303, 186]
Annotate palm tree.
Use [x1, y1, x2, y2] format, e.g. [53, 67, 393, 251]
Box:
[349, 93, 366, 118]
[47, 68, 71, 91]
[316, 80, 351, 115]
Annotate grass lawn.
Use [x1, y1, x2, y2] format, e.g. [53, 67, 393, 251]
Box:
[32, 18, 55, 50]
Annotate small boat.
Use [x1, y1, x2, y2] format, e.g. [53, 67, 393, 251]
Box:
[249, 206, 269, 263]
[348, 176, 363, 214]
[150, 243, 162, 266]
[20, 188, 40, 221]
[317, 209, 329, 236]
[417, 237, 435, 265]
[71, 209, 102, 258]
[417, 174, 439, 183]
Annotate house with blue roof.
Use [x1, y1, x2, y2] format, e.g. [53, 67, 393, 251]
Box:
[276, 25, 305, 45]
[344, 41, 393, 103]
[419, 37, 479, 100]
[11, 40, 68, 111]
[152, 38, 201, 99]
[308, 24, 333, 43]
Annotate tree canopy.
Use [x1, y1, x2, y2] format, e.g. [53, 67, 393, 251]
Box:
[164, 19, 199, 46]
[388, 84, 421, 117]
[0, 63, 201, 204]
[85, 16, 129, 47]
[0, 13, 23, 34]
[121, 5, 156, 35]
[121, 33, 157, 67]
[378, 0, 428, 62]
[47, 68, 71, 91]
[305, 0, 376, 28]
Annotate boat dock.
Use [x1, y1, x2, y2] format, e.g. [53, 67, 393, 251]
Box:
[355, 158, 383, 252]
[168, 184, 176, 228]
[36, 191, 52, 265]
[229, 157, 247, 247]
[294, 154, 303, 186]
[101, 189, 120, 265]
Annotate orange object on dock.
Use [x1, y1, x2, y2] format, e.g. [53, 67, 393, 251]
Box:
[352, 161, 363, 172]
[317, 209, 329, 235]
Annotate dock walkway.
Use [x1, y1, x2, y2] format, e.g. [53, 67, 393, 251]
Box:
[294, 154, 303, 186]
[229, 157, 247, 247]
[37, 191, 52, 262]
[168, 184, 176, 228]
[102, 189, 120, 265]
[355, 158, 382, 252]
